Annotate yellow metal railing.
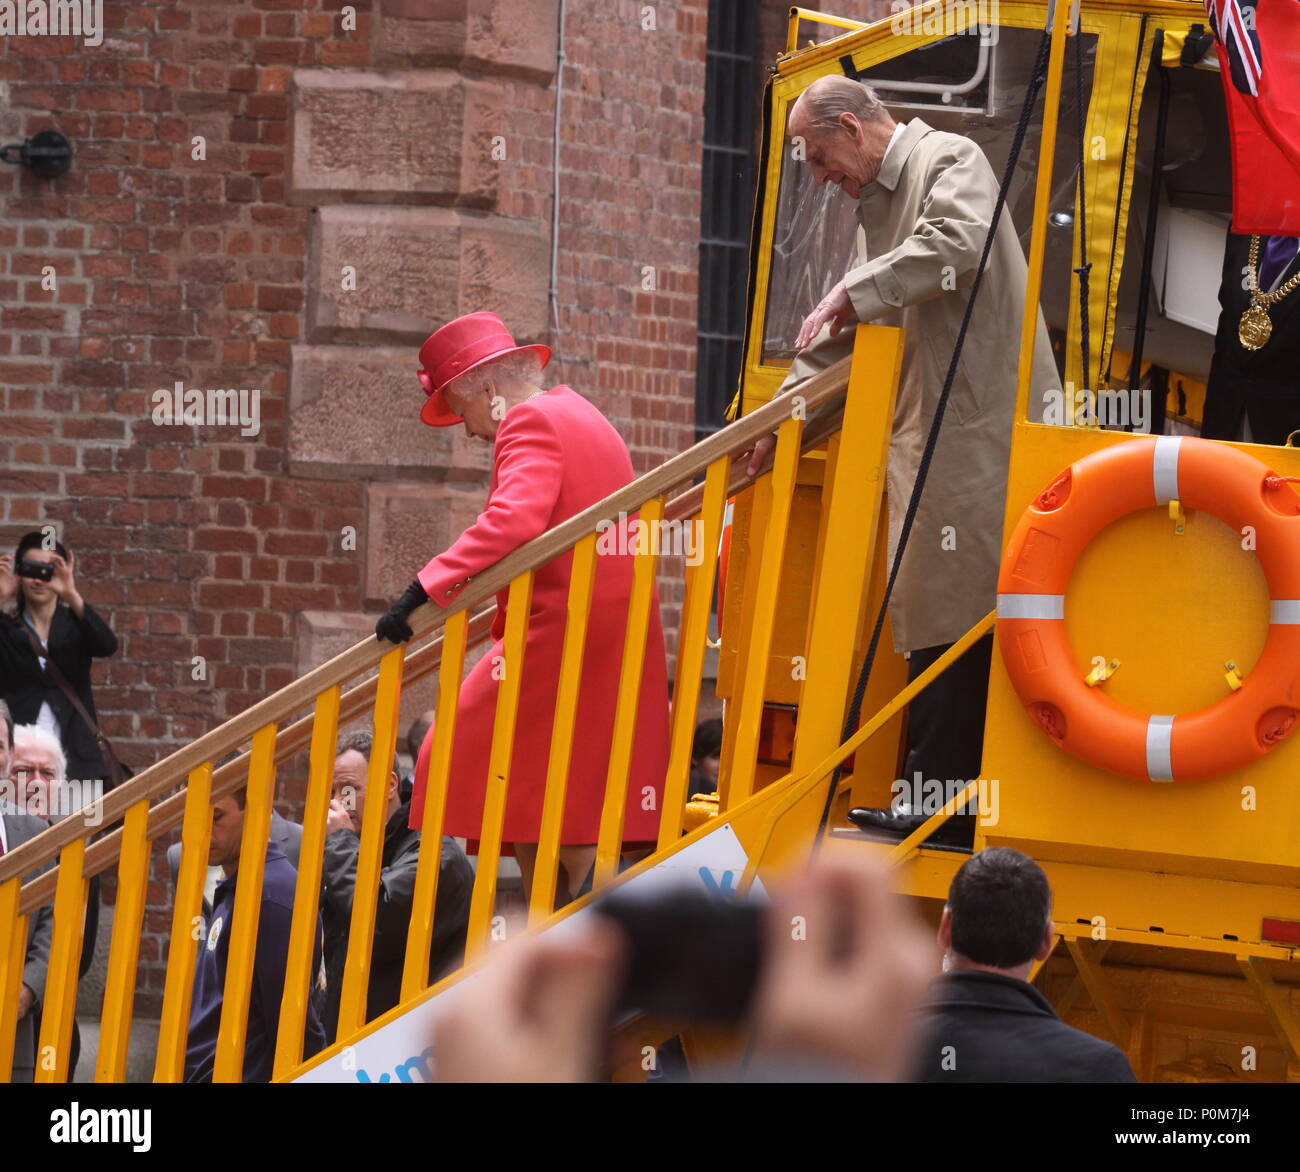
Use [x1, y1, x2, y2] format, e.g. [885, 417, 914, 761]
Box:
[0, 347, 866, 1083]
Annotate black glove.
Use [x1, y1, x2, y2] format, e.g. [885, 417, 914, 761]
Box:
[375, 579, 428, 644]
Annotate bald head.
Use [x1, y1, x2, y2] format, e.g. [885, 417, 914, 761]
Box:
[790, 76, 896, 199]
[794, 76, 888, 131]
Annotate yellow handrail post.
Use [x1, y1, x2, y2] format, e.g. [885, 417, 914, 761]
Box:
[335, 650, 405, 1041]
[33, 838, 88, 1083]
[154, 761, 215, 1082]
[465, 572, 534, 960]
[658, 459, 729, 848]
[402, 610, 469, 1002]
[212, 723, 278, 1082]
[0, 878, 25, 1083]
[595, 495, 667, 889]
[95, 798, 153, 1082]
[531, 534, 598, 920]
[1015, 0, 1082, 421]
[273, 684, 340, 1078]
[789, 325, 903, 781]
[722, 415, 804, 807]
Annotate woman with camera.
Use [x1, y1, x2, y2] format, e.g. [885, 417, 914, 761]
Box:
[0, 532, 122, 792]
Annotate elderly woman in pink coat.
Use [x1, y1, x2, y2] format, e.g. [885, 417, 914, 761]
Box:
[376, 312, 669, 905]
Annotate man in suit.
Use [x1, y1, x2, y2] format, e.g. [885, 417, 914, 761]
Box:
[11, 721, 99, 1079]
[910, 847, 1136, 1082]
[745, 76, 1060, 848]
[1202, 232, 1300, 444]
[0, 699, 53, 1083]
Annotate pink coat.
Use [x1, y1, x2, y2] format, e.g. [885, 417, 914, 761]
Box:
[408, 385, 670, 846]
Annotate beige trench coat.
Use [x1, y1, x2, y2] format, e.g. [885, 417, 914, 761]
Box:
[779, 118, 1060, 653]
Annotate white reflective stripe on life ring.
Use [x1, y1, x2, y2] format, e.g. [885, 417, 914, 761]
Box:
[997, 593, 1065, 620]
[1145, 714, 1175, 782]
[1269, 599, 1300, 624]
[1152, 435, 1182, 505]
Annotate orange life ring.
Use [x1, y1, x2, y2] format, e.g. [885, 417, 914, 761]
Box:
[997, 436, 1300, 782]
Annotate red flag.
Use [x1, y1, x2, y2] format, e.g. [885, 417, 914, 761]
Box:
[1205, 0, 1300, 234]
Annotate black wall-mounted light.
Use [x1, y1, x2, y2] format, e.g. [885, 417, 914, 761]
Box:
[1, 130, 73, 178]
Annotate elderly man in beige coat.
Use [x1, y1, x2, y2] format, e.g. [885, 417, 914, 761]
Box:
[749, 75, 1059, 846]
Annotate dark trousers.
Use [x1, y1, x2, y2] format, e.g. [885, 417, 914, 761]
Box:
[902, 633, 993, 788]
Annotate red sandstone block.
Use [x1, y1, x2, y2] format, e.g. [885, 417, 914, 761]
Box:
[200, 476, 270, 501]
[193, 529, 258, 554]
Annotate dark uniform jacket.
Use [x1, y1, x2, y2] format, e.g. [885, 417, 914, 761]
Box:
[0, 602, 117, 787]
[1203, 232, 1300, 445]
[2, 811, 53, 1082]
[184, 841, 325, 1083]
[320, 799, 472, 1043]
[910, 970, 1137, 1083]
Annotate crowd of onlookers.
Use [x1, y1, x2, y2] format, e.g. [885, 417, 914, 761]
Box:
[0, 694, 476, 1082]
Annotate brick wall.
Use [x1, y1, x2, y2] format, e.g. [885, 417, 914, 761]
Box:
[0, 0, 709, 1013]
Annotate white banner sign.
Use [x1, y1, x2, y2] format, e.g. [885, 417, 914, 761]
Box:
[291, 824, 760, 1083]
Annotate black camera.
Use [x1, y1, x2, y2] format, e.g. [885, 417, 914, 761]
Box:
[16, 558, 54, 582]
[595, 885, 764, 1024]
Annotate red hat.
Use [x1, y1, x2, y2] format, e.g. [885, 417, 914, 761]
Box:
[415, 312, 552, 427]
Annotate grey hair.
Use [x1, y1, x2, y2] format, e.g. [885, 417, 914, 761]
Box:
[336, 728, 397, 782]
[797, 76, 887, 132]
[446, 349, 544, 404]
[13, 722, 67, 783]
[0, 698, 10, 751]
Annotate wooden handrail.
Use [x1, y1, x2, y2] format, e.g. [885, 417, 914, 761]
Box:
[2, 358, 852, 906]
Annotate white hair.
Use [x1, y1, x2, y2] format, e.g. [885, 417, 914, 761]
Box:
[13, 722, 67, 783]
[446, 349, 544, 404]
[797, 76, 888, 132]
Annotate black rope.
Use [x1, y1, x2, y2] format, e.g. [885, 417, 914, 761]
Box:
[1127, 30, 1170, 403]
[812, 26, 1055, 850]
[1073, 28, 1093, 388]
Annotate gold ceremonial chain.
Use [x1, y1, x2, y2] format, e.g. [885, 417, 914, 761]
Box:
[1240, 235, 1300, 350]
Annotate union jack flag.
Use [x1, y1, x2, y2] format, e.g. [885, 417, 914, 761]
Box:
[1205, 0, 1264, 94]
[1205, 0, 1300, 234]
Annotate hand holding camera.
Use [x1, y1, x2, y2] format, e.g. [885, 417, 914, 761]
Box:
[0, 554, 16, 607]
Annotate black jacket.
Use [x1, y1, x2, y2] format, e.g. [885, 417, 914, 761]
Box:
[0, 602, 118, 787]
[319, 799, 473, 1043]
[1202, 232, 1300, 445]
[910, 971, 1136, 1083]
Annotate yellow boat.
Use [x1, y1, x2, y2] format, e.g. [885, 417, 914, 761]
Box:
[1, 0, 1296, 1086]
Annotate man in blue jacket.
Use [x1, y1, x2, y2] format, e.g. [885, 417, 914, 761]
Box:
[184, 787, 326, 1082]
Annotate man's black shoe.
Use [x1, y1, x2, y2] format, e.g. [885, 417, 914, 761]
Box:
[847, 807, 975, 850]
